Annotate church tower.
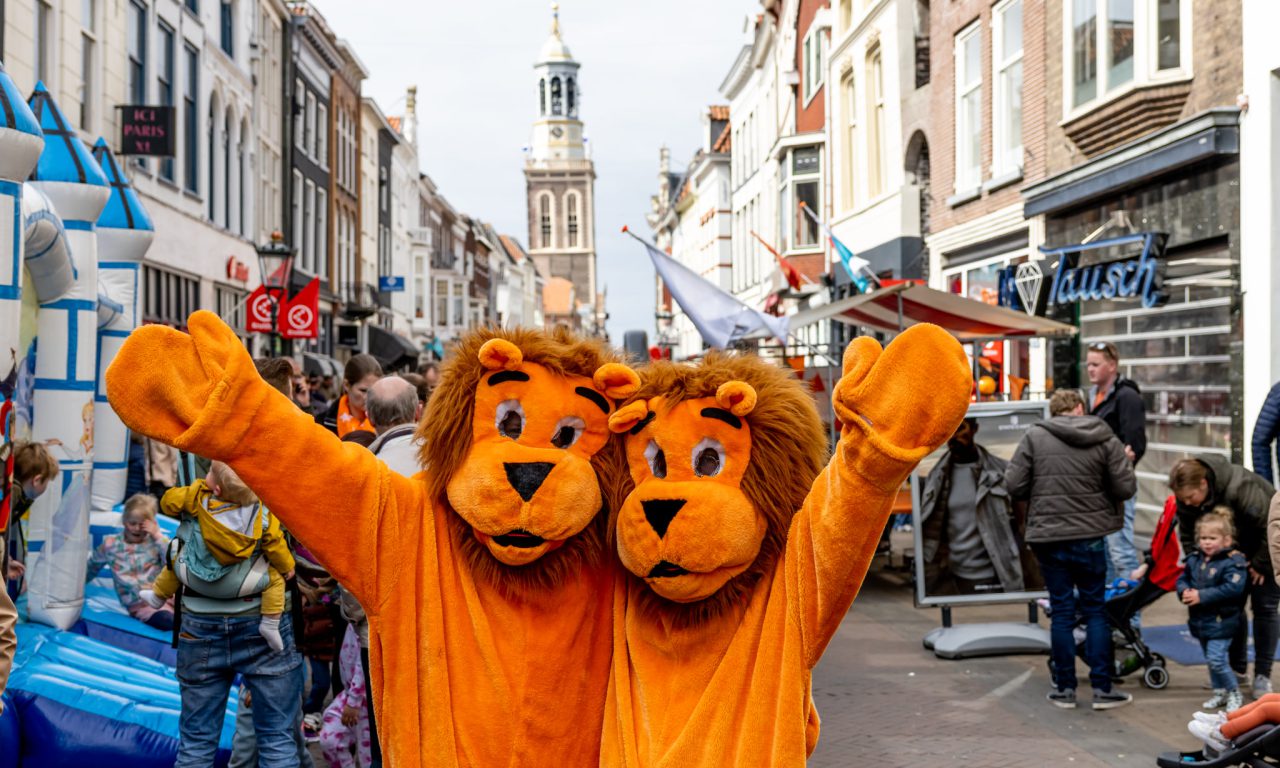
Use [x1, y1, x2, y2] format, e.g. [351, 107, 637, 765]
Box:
[526, 3, 603, 333]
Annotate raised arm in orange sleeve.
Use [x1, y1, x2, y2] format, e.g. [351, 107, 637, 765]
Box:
[785, 324, 971, 667]
[105, 310, 423, 612]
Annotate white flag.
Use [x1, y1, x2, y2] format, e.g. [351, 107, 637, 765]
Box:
[637, 238, 788, 348]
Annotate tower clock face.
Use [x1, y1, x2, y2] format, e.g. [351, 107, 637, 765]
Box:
[550, 126, 565, 138]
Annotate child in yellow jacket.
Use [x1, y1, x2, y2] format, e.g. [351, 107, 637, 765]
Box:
[141, 461, 296, 649]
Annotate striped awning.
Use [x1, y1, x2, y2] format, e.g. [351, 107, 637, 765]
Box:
[779, 283, 1077, 342]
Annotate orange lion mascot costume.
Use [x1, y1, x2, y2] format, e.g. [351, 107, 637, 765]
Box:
[601, 324, 971, 766]
[105, 311, 639, 768]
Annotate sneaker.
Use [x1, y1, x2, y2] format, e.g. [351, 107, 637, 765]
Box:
[1226, 690, 1245, 712]
[1187, 719, 1229, 753]
[1254, 675, 1273, 695]
[1092, 689, 1133, 710]
[1203, 689, 1230, 709]
[301, 712, 322, 743]
[1047, 688, 1077, 709]
[1193, 710, 1228, 726]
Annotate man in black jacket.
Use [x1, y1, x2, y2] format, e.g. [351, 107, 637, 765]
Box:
[1007, 389, 1136, 711]
[1086, 341, 1147, 582]
[1171, 455, 1279, 694]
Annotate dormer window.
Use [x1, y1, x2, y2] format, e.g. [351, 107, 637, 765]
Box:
[551, 76, 563, 116]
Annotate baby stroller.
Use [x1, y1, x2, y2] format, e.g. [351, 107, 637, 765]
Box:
[1157, 724, 1280, 767]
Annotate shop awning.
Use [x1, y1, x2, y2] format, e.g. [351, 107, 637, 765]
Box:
[368, 325, 419, 370]
[771, 282, 1078, 342]
[302, 351, 342, 378]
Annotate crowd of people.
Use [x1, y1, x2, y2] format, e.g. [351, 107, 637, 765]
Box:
[15, 352, 438, 768]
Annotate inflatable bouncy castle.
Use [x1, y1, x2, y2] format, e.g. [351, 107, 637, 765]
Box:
[0, 65, 238, 766]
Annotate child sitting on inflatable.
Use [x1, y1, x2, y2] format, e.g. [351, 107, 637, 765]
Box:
[86, 493, 172, 629]
[140, 461, 296, 649]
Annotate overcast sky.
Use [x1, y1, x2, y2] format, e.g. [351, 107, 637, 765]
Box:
[310, 0, 754, 341]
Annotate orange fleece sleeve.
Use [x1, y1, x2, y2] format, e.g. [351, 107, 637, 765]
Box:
[105, 310, 424, 613]
[786, 324, 971, 667]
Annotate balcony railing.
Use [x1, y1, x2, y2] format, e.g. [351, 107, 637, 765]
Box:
[340, 282, 379, 319]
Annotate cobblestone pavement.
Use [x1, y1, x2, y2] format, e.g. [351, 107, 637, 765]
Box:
[809, 563, 1219, 768]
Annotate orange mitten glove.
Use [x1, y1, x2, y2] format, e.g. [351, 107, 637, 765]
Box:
[105, 310, 269, 459]
[831, 323, 971, 490]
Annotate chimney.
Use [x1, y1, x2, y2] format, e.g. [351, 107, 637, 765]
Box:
[404, 85, 418, 149]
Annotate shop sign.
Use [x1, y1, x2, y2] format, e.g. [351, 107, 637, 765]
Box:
[226, 257, 250, 283]
[118, 106, 175, 156]
[378, 276, 405, 293]
[999, 232, 1169, 317]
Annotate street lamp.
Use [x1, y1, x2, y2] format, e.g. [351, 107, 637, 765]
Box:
[256, 230, 295, 357]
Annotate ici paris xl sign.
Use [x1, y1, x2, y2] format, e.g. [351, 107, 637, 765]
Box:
[998, 232, 1169, 317]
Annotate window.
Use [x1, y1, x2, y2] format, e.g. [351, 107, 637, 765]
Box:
[35, 1, 54, 85]
[293, 80, 305, 148]
[220, 0, 233, 58]
[550, 77, 562, 116]
[1068, 0, 1188, 112]
[954, 24, 982, 192]
[303, 180, 315, 272]
[842, 71, 857, 210]
[435, 279, 448, 326]
[216, 285, 247, 333]
[867, 45, 886, 198]
[803, 29, 824, 102]
[452, 282, 464, 326]
[566, 77, 577, 117]
[791, 147, 820, 250]
[993, 0, 1024, 177]
[183, 44, 199, 193]
[143, 265, 200, 327]
[208, 102, 218, 220]
[539, 195, 552, 248]
[291, 169, 303, 257]
[185, 0, 198, 13]
[304, 92, 316, 160]
[316, 103, 328, 167]
[566, 192, 579, 248]
[80, 0, 97, 131]
[127, 1, 147, 105]
[914, 0, 931, 88]
[539, 79, 546, 115]
[157, 22, 174, 180]
[316, 187, 328, 279]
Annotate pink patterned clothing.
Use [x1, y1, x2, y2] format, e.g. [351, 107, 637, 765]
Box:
[320, 626, 371, 768]
[86, 534, 167, 619]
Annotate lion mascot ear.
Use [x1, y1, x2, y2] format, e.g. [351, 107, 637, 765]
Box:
[715, 381, 757, 417]
[594, 363, 641, 401]
[478, 339, 524, 371]
[608, 400, 651, 434]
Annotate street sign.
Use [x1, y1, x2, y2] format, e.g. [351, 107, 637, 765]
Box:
[118, 106, 175, 156]
[378, 276, 405, 293]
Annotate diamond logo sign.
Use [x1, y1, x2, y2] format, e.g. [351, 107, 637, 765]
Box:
[1014, 262, 1045, 317]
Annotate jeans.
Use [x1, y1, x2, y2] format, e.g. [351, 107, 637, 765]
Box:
[228, 686, 315, 768]
[175, 612, 304, 768]
[1033, 538, 1113, 693]
[1203, 637, 1237, 690]
[304, 656, 334, 715]
[1105, 496, 1140, 583]
[1230, 570, 1280, 679]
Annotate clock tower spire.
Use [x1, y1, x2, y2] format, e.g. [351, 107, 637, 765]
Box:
[525, 3, 603, 335]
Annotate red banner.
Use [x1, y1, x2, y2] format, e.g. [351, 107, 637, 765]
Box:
[247, 285, 273, 333]
[281, 278, 320, 339]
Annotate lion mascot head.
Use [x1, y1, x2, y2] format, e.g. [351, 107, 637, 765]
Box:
[417, 327, 638, 590]
[606, 352, 827, 620]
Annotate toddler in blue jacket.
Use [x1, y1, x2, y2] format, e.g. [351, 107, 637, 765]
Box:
[1178, 507, 1249, 712]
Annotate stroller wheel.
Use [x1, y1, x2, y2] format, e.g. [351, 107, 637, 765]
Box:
[1142, 665, 1170, 690]
[1150, 652, 1167, 668]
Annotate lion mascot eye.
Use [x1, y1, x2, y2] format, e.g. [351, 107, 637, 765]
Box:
[496, 400, 525, 440]
[691, 438, 725, 477]
[645, 439, 667, 479]
[550, 416, 586, 449]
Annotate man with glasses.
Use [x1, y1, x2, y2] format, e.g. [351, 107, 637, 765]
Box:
[1085, 341, 1147, 584]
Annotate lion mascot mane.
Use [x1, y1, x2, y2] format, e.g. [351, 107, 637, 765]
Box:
[600, 324, 971, 767]
[105, 311, 639, 768]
